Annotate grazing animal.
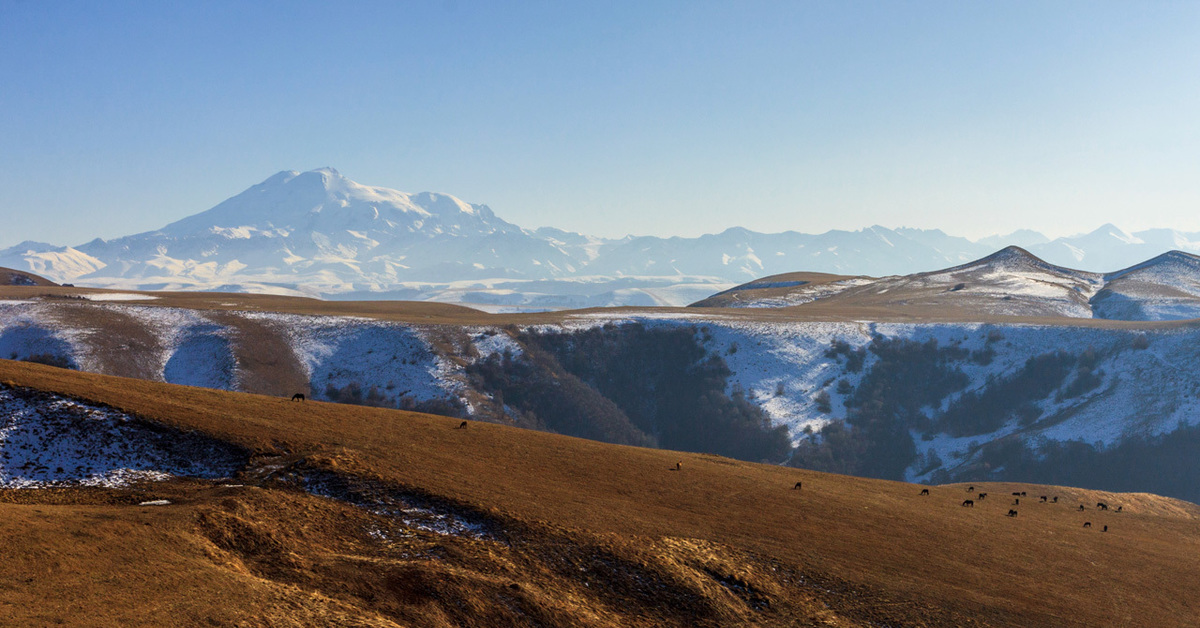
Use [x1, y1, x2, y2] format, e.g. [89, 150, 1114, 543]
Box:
[676, 461, 682, 471]
[1104, 525, 1108, 532]
[978, 492, 987, 500]
[1053, 496, 1058, 503]
[1012, 492, 1022, 496]
[1039, 495, 1047, 502]
[1079, 504, 1086, 511]
[962, 499, 974, 507]
[920, 489, 930, 496]
[1097, 502, 1109, 511]
[1116, 506, 1122, 512]
[967, 486, 974, 492]
[1021, 491, 1027, 496]
[291, 393, 305, 402]
[457, 420, 469, 429]
[1013, 498, 1019, 506]
[1007, 509, 1018, 517]
[793, 481, 802, 490]
[1083, 522, 1092, 528]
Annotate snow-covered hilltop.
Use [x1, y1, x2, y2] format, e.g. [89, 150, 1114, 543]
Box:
[699, 246, 1200, 321]
[6, 169, 1200, 307]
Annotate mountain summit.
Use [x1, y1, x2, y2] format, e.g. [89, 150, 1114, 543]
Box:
[4, 169, 1200, 306]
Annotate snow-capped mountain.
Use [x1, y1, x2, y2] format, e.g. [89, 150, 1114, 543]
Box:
[4, 168, 1200, 306]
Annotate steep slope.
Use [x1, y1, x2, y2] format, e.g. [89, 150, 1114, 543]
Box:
[3, 360, 1200, 627]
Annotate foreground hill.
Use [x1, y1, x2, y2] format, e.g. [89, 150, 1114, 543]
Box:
[698, 246, 1200, 321]
[1, 360, 1198, 627]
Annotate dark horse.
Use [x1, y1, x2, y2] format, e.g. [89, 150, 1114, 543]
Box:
[920, 489, 930, 496]
[962, 499, 974, 507]
[291, 393, 305, 402]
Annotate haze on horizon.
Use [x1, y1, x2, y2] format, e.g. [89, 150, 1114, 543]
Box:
[1, 1, 1198, 250]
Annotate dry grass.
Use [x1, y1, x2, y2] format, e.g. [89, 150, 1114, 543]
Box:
[1, 359, 1198, 626]
[7, 284, 1200, 332]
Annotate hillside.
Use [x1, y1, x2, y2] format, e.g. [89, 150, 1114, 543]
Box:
[2, 359, 1199, 627]
[0, 266, 56, 287]
[698, 246, 1200, 322]
[5, 284, 1200, 505]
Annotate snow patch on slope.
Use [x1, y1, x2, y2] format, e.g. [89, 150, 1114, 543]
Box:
[0, 386, 244, 488]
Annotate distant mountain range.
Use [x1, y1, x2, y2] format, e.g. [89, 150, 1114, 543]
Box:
[5, 168, 1200, 307]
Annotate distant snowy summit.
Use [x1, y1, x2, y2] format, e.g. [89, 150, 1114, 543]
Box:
[5, 169, 1200, 307]
[698, 245, 1200, 321]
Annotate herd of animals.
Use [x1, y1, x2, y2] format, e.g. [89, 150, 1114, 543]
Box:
[793, 481, 1121, 531]
[295, 395, 1127, 536]
[936, 485, 1119, 531]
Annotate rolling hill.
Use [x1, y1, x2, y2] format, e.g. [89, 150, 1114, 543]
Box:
[697, 246, 1200, 321]
[2, 359, 1199, 627]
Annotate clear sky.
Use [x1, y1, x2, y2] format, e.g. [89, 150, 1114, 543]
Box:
[1, 1, 1198, 249]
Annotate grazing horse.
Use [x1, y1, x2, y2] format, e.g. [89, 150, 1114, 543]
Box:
[1012, 492, 1022, 496]
[793, 481, 802, 490]
[920, 489, 930, 496]
[1083, 522, 1092, 528]
[1097, 502, 1109, 511]
[1103, 525, 1108, 532]
[1052, 496, 1058, 503]
[291, 393, 305, 402]
[1013, 498, 1019, 506]
[1079, 504, 1086, 511]
[962, 499, 974, 507]
[1007, 509, 1018, 517]
[456, 420, 468, 429]
[676, 461, 682, 471]
[1116, 506, 1122, 512]
[1039, 495, 1047, 502]
[967, 486, 974, 492]
[978, 492, 988, 500]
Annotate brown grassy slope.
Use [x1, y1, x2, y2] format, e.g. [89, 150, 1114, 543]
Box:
[2, 360, 1198, 626]
[0, 267, 56, 287]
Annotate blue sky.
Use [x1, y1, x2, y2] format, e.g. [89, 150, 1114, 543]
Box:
[1, 1, 1197, 248]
